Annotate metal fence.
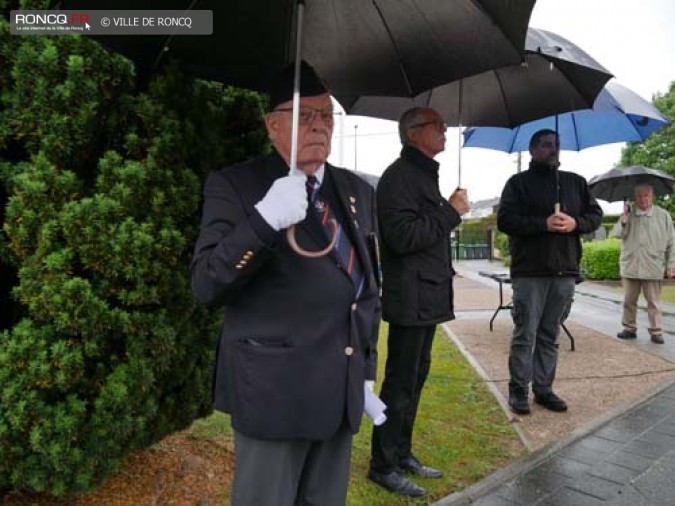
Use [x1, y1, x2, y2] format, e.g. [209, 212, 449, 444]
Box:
[450, 243, 491, 260]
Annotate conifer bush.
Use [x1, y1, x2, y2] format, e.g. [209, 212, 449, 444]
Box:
[0, 4, 268, 495]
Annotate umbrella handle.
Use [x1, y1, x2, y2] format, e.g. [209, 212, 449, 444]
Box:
[286, 219, 338, 258]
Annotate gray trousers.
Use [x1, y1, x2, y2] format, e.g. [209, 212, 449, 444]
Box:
[508, 277, 575, 395]
[231, 424, 352, 506]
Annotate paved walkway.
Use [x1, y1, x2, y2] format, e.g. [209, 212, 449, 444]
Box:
[434, 260, 675, 506]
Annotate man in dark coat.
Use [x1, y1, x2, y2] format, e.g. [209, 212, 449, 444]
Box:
[498, 129, 602, 416]
[368, 107, 470, 497]
[190, 62, 381, 506]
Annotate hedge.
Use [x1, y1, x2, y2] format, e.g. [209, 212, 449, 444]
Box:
[581, 238, 621, 280]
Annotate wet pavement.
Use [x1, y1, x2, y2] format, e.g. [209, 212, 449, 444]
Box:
[434, 260, 675, 506]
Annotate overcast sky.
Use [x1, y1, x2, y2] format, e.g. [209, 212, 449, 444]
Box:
[328, 0, 675, 214]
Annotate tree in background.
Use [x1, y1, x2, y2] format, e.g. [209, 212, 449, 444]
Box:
[621, 81, 675, 213]
[0, 1, 268, 495]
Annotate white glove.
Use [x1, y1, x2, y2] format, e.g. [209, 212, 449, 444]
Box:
[365, 380, 375, 392]
[254, 175, 308, 231]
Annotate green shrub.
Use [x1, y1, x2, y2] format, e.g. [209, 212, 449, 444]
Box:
[460, 215, 496, 245]
[0, 9, 267, 495]
[581, 238, 621, 280]
[494, 230, 509, 262]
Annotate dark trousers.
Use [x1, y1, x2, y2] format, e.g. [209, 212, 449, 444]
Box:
[508, 277, 575, 395]
[370, 324, 436, 473]
[231, 423, 353, 506]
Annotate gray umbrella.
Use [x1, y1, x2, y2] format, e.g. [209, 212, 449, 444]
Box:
[588, 166, 675, 202]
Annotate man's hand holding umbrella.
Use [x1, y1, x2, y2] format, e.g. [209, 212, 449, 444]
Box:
[254, 175, 308, 231]
[547, 212, 577, 233]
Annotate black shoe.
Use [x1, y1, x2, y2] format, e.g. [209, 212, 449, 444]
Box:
[534, 392, 568, 412]
[508, 391, 530, 415]
[617, 329, 637, 339]
[399, 456, 443, 479]
[650, 333, 665, 344]
[367, 469, 427, 497]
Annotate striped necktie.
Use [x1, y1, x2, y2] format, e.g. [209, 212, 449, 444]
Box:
[306, 175, 364, 297]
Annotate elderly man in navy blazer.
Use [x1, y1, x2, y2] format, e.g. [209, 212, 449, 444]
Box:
[191, 62, 381, 506]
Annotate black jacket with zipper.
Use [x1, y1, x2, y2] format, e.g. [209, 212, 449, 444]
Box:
[377, 146, 461, 326]
[497, 161, 603, 278]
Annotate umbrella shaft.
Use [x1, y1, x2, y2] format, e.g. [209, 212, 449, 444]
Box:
[289, 2, 305, 174]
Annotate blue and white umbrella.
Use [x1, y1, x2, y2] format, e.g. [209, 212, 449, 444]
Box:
[462, 81, 670, 153]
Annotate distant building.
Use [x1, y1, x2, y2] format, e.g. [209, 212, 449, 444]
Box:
[465, 197, 500, 219]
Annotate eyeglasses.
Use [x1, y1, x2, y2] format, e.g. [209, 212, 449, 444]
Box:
[273, 106, 336, 126]
[409, 119, 448, 131]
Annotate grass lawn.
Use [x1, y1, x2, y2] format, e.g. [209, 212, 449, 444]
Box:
[661, 285, 675, 303]
[190, 322, 525, 505]
[606, 282, 675, 304]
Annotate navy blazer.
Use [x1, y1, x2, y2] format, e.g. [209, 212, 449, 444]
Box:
[191, 151, 381, 440]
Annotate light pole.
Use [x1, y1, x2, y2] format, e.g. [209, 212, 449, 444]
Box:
[354, 124, 358, 171]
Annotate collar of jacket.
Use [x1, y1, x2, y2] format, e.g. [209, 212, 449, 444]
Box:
[635, 206, 654, 217]
[528, 160, 557, 173]
[401, 146, 440, 176]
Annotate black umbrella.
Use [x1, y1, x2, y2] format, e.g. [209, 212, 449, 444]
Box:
[588, 166, 675, 202]
[346, 27, 613, 127]
[54, 0, 536, 102]
[346, 27, 613, 186]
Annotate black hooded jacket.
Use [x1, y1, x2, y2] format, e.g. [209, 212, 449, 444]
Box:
[497, 161, 603, 278]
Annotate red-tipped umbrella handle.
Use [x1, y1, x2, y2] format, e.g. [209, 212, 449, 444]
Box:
[286, 219, 338, 258]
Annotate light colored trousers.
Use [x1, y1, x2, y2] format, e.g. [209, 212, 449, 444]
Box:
[621, 278, 663, 335]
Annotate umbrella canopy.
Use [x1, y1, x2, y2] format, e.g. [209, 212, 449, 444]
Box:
[588, 166, 675, 202]
[462, 81, 671, 152]
[345, 27, 613, 127]
[54, 0, 536, 104]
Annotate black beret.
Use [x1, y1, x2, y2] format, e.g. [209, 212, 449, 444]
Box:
[267, 61, 329, 111]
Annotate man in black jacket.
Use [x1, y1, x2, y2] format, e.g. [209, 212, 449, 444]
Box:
[368, 107, 470, 497]
[497, 129, 602, 416]
[191, 62, 381, 506]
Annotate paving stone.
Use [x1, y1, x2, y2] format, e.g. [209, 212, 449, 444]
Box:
[629, 450, 675, 505]
[577, 435, 624, 455]
[603, 484, 653, 506]
[532, 487, 606, 506]
[565, 474, 627, 501]
[593, 426, 639, 443]
[603, 450, 654, 472]
[635, 430, 675, 450]
[586, 461, 642, 485]
[621, 439, 670, 460]
[608, 412, 658, 434]
[540, 457, 591, 478]
[558, 443, 608, 465]
[633, 399, 675, 420]
[652, 417, 675, 437]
